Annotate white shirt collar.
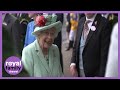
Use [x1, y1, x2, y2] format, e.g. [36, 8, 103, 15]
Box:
[86, 14, 97, 22]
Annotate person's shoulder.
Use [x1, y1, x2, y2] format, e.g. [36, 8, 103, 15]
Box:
[5, 14, 18, 23]
[51, 44, 58, 47]
[20, 19, 29, 25]
[98, 14, 108, 23]
[23, 42, 35, 51]
[28, 21, 34, 25]
[79, 16, 85, 23]
[51, 44, 59, 50]
[51, 44, 59, 55]
[96, 15, 109, 27]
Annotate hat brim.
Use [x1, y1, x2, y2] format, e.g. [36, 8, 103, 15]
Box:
[32, 21, 62, 37]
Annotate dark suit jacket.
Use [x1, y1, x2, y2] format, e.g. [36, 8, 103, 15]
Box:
[54, 13, 64, 72]
[71, 14, 112, 77]
[2, 21, 29, 77]
[3, 14, 23, 57]
[2, 24, 15, 77]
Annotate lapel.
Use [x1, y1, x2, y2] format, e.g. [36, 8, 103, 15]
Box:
[4, 14, 12, 25]
[3, 14, 9, 29]
[77, 17, 86, 47]
[4, 14, 16, 30]
[34, 40, 51, 74]
[48, 46, 54, 73]
[84, 14, 101, 47]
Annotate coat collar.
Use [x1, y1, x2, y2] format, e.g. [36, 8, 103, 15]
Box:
[34, 40, 54, 76]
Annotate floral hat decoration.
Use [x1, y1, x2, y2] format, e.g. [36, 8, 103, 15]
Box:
[32, 14, 62, 37]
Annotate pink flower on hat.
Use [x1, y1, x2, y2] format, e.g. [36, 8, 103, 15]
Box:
[35, 15, 47, 26]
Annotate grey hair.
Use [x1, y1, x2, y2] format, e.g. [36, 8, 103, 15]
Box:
[35, 32, 41, 39]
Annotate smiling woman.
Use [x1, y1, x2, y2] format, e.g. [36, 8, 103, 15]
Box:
[37, 28, 56, 54]
[21, 14, 63, 77]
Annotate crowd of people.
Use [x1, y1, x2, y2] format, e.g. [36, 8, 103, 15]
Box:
[2, 13, 118, 77]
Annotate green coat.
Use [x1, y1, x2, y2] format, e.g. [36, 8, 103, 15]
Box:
[22, 40, 63, 77]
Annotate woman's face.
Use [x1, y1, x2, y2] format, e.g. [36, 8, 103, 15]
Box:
[38, 27, 56, 49]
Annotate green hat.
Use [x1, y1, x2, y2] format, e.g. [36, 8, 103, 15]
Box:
[32, 14, 62, 37]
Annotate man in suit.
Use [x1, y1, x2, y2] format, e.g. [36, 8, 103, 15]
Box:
[2, 23, 15, 77]
[2, 20, 31, 77]
[70, 13, 112, 77]
[3, 13, 23, 57]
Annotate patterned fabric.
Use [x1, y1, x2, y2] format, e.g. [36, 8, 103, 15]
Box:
[83, 20, 92, 40]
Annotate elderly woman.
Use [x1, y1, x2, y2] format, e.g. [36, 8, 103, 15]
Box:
[21, 14, 63, 77]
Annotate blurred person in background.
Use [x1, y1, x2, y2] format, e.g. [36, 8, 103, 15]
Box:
[66, 13, 71, 42]
[24, 13, 40, 47]
[3, 13, 23, 57]
[105, 23, 118, 77]
[65, 13, 78, 51]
